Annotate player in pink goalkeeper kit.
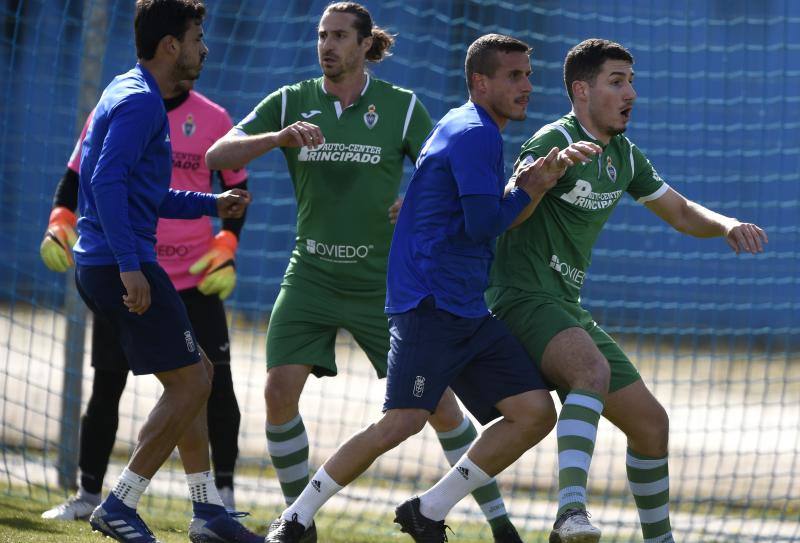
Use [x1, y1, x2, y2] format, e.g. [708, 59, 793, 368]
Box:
[40, 80, 249, 520]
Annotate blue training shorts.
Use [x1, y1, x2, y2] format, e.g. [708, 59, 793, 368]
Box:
[383, 297, 547, 424]
[75, 262, 201, 375]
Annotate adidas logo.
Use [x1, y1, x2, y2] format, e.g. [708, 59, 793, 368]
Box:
[311, 480, 321, 492]
[456, 467, 470, 480]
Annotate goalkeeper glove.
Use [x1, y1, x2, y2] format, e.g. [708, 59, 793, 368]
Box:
[40, 207, 78, 272]
[189, 230, 238, 300]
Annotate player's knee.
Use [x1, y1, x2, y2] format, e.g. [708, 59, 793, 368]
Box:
[376, 411, 427, 449]
[264, 380, 301, 421]
[648, 406, 669, 455]
[264, 367, 306, 417]
[500, 391, 556, 446]
[177, 366, 212, 406]
[630, 404, 669, 457]
[583, 355, 611, 393]
[428, 391, 464, 432]
[521, 393, 557, 444]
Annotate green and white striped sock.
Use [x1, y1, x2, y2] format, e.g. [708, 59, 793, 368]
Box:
[627, 449, 674, 543]
[266, 414, 309, 505]
[557, 390, 604, 516]
[437, 417, 512, 532]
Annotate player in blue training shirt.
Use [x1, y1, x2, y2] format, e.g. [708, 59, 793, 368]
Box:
[73, 2, 259, 542]
[265, 34, 600, 543]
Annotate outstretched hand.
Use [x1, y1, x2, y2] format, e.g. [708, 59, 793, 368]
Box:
[514, 142, 601, 198]
[725, 222, 768, 254]
[216, 188, 251, 219]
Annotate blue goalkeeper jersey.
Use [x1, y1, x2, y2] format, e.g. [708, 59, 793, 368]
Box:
[73, 64, 217, 272]
[386, 101, 526, 318]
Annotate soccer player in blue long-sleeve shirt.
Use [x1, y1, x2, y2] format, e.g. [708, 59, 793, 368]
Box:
[74, 2, 259, 542]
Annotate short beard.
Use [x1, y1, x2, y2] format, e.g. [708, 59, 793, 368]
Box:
[321, 64, 344, 81]
[174, 55, 201, 82]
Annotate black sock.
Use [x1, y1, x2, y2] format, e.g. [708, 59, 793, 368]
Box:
[207, 364, 240, 489]
[78, 369, 127, 494]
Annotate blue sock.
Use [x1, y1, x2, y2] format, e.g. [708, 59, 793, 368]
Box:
[102, 493, 136, 514]
[192, 500, 227, 521]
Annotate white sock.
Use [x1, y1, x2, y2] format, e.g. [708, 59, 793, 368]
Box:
[76, 486, 101, 505]
[187, 470, 225, 507]
[281, 466, 342, 528]
[419, 455, 492, 521]
[111, 467, 150, 510]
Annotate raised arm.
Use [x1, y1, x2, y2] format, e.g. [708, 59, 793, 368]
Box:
[507, 141, 601, 229]
[645, 187, 768, 254]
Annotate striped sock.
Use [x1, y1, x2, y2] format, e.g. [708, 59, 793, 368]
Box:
[557, 390, 604, 516]
[267, 414, 309, 505]
[437, 417, 511, 532]
[627, 449, 674, 543]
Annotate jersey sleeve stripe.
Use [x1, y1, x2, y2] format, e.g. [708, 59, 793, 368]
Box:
[553, 123, 573, 145]
[402, 93, 417, 141]
[637, 182, 670, 203]
[626, 137, 635, 178]
[280, 87, 287, 128]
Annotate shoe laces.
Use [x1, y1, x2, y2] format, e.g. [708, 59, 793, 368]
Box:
[272, 514, 307, 538]
[441, 523, 453, 542]
[555, 508, 592, 528]
[62, 494, 92, 508]
[424, 521, 452, 543]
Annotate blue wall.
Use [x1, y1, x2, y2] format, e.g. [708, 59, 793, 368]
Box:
[1, 0, 797, 344]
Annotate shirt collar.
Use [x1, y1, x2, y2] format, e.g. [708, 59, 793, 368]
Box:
[164, 91, 191, 112]
[569, 111, 604, 144]
[321, 72, 371, 98]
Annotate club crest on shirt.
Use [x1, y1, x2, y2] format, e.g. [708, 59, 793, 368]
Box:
[182, 114, 196, 137]
[184, 330, 196, 353]
[606, 156, 617, 183]
[363, 104, 379, 129]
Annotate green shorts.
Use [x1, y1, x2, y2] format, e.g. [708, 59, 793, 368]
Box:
[485, 286, 640, 394]
[267, 279, 389, 378]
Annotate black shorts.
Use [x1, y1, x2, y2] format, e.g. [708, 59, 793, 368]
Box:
[76, 262, 200, 375]
[383, 297, 547, 425]
[90, 285, 231, 372]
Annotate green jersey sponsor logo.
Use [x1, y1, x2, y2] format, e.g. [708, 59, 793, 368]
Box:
[549, 253, 585, 286]
[560, 179, 623, 210]
[297, 142, 382, 164]
[306, 238, 374, 263]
